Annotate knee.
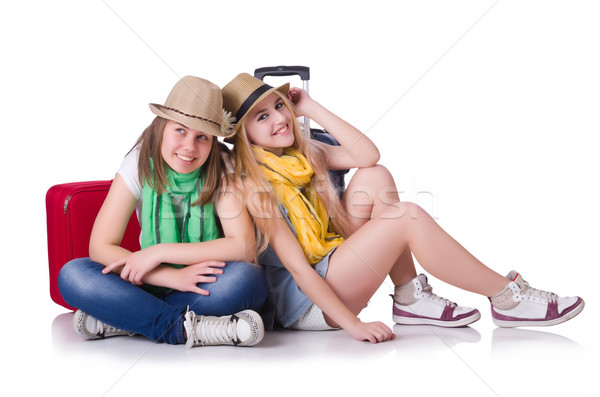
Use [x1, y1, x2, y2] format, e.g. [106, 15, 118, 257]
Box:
[57, 258, 101, 299]
[215, 262, 268, 299]
[354, 164, 393, 183]
[346, 164, 396, 203]
[228, 262, 268, 293]
[57, 258, 85, 288]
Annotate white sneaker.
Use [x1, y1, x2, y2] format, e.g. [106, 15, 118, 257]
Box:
[183, 310, 264, 348]
[73, 309, 134, 339]
[392, 274, 481, 327]
[490, 271, 584, 327]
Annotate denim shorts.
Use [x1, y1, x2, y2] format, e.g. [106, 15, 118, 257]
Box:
[260, 245, 334, 328]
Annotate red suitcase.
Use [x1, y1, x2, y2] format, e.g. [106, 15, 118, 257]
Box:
[46, 180, 141, 310]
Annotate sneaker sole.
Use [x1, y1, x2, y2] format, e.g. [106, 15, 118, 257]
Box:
[73, 309, 97, 339]
[237, 310, 265, 346]
[393, 311, 481, 328]
[72, 309, 134, 339]
[492, 299, 585, 328]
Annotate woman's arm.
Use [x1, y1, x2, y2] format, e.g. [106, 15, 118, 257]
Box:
[102, 177, 257, 286]
[89, 174, 204, 288]
[289, 88, 380, 170]
[89, 174, 138, 265]
[135, 178, 256, 265]
[260, 216, 393, 343]
[141, 261, 225, 295]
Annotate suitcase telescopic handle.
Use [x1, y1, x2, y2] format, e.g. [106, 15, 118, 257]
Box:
[254, 65, 310, 81]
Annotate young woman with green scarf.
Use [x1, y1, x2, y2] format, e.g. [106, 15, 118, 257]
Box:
[221, 73, 584, 343]
[58, 76, 268, 348]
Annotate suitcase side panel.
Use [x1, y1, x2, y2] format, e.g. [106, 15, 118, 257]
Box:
[46, 184, 70, 308]
[46, 181, 141, 310]
[66, 184, 112, 259]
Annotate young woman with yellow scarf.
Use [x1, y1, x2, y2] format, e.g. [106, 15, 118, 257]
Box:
[222, 73, 584, 343]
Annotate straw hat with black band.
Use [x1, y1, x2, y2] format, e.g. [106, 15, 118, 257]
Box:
[221, 73, 290, 139]
[149, 75, 235, 138]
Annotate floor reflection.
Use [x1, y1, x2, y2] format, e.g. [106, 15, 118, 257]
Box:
[393, 324, 481, 350]
[52, 311, 583, 364]
[491, 327, 580, 351]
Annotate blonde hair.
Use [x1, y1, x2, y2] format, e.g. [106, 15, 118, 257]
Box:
[232, 93, 351, 255]
[132, 116, 226, 206]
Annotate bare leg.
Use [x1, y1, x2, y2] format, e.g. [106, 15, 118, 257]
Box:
[341, 165, 417, 286]
[325, 166, 508, 323]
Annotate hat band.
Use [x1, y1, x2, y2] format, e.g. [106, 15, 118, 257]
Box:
[235, 84, 273, 124]
[161, 105, 219, 126]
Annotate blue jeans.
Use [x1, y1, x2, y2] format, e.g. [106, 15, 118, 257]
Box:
[58, 258, 268, 345]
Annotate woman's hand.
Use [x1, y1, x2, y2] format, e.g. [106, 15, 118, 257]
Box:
[285, 86, 380, 170]
[168, 261, 226, 295]
[346, 319, 395, 344]
[287, 87, 314, 117]
[102, 246, 163, 285]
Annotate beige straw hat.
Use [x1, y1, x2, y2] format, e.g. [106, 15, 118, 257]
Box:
[149, 75, 234, 138]
[221, 73, 290, 136]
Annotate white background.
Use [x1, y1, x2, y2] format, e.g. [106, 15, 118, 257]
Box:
[1, 1, 599, 396]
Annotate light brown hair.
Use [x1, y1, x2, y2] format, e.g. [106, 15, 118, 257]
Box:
[132, 116, 226, 206]
[231, 93, 351, 255]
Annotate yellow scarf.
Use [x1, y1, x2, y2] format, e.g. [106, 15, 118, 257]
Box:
[253, 147, 343, 265]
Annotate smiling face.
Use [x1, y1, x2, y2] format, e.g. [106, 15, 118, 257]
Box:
[160, 120, 214, 174]
[244, 93, 295, 156]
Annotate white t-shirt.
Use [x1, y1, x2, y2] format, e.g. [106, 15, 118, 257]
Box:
[116, 147, 144, 225]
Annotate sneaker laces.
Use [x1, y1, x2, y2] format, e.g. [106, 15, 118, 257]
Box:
[519, 281, 557, 303]
[187, 313, 239, 347]
[91, 318, 108, 337]
[421, 283, 456, 307]
[94, 318, 132, 337]
[97, 321, 115, 335]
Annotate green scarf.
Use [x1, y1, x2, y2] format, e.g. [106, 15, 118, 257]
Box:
[140, 164, 220, 294]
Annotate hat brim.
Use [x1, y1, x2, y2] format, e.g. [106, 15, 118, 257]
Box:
[232, 82, 290, 135]
[224, 82, 290, 144]
[149, 103, 227, 138]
